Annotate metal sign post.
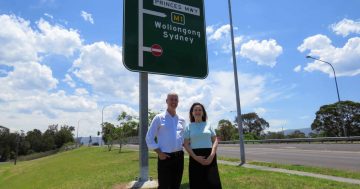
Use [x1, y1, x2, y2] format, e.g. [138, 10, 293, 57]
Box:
[139, 72, 149, 181]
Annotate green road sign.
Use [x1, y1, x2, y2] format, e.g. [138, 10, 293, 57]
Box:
[123, 0, 208, 79]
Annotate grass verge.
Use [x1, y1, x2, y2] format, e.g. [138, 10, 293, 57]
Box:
[0, 147, 359, 189]
[218, 156, 360, 180]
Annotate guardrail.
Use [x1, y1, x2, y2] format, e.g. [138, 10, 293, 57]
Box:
[123, 136, 360, 145]
[219, 136, 360, 144]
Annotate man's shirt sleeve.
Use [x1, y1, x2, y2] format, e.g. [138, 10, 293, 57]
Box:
[146, 115, 160, 150]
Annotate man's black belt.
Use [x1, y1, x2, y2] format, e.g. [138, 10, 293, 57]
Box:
[165, 150, 183, 157]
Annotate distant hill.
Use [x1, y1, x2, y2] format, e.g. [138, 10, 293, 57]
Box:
[283, 128, 317, 136]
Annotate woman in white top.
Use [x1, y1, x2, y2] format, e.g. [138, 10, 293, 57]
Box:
[183, 102, 222, 189]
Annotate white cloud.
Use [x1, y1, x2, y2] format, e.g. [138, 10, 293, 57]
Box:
[0, 14, 82, 66]
[207, 24, 244, 54]
[103, 104, 138, 122]
[254, 107, 267, 116]
[44, 13, 53, 19]
[223, 36, 244, 53]
[81, 11, 94, 24]
[298, 34, 332, 52]
[331, 18, 360, 37]
[71, 42, 138, 104]
[2, 62, 58, 91]
[298, 34, 360, 77]
[47, 90, 97, 112]
[206, 25, 215, 34]
[37, 18, 82, 57]
[293, 65, 302, 72]
[0, 14, 96, 136]
[240, 39, 283, 67]
[0, 14, 39, 65]
[75, 88, 89, 96]
[63, 74, 76, 88]
[208, 24, 230, 41]
[146, 70, 272, 125]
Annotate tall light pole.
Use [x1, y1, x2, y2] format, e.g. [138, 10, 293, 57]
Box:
[102, 105, 107, 128]
[306, 55, 345, 136]
[228, 0, 246, 165]
[306, 56, 340, 102]
[77, 119, 87, 147]
[101, 105, 109, 146]
[77, 120, 80, 147]
[14, 132, 19, 165]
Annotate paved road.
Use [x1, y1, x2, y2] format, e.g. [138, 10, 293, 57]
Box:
[125, 143, 360, 171]
[218, 143, 360, 171]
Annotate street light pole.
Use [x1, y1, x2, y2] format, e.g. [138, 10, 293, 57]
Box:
[77, 119, 87, 147]
[77, 120, 80, 147]
[101, 105, 108, 146]
[14, 133, 19, 165]
[306, 56, 340, 102]
[228, 0, 246, 165]
[306, 55, 345, 136]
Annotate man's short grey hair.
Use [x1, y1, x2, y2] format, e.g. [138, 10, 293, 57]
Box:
[167, 93, 178, 99]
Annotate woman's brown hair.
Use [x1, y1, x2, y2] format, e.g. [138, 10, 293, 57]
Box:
[189, 102, 207, 122]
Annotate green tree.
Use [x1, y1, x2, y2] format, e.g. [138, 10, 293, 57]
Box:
[118, 111, 139, 137]
[114, 127, 127, 153]
[148, 110, 158, 125]
[25, 129, 43, 152]
[312, 101, 360, 137]
[42, 125, 57, 151]
[216, 119, 237, 141]
[54, 125, 75, 148]
[102, 122, 116, 151]
[287, 130, 306, 138]
[0, 126, 12, 161]
[236, 112, 269, 139]
[264, 131, 285, 139]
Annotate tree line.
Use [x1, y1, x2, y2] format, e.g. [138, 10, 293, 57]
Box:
[2, 100, 358, 160]
[101, 101, 360, 146]
[216, 101, 360, 140]
[0, 125, 75, 162]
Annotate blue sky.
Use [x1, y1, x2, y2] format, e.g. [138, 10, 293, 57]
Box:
[0, 0, 360, 137]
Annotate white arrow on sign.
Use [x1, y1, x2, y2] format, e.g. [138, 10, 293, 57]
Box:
[138, 0, 167, 67]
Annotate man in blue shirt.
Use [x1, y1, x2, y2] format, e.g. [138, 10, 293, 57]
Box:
[146, 93, 186, 189]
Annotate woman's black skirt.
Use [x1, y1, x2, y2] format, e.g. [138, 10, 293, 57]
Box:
[189, 148, 222, 189]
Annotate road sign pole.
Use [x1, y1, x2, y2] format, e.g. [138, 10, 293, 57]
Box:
[138, 0, 149, 181]
[139, 72, 149, 181]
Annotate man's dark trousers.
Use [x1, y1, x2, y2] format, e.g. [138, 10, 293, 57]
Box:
[157, 151, 184, 189]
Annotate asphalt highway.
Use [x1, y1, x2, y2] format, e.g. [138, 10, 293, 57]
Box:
[124, 143, 360, 171]
[217, 143, 360, 171]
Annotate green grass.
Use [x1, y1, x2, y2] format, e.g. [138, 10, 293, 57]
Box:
[249, 161, 360, 180]
[0, 147, 359, 189]
[218, 156, 360, 180]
